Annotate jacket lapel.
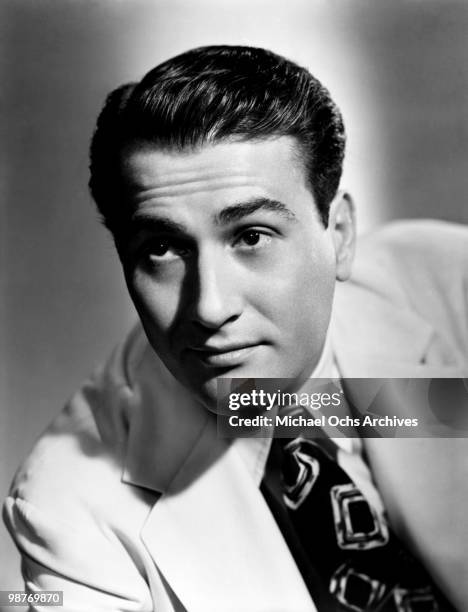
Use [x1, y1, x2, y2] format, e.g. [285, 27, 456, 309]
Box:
[140, 417, 315, 612]
[122, 344, 315, 612]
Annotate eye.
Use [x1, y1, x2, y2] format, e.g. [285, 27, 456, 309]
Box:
[150, 239, 171, 257]
[144, 238, 188, 263]
[236, 229, 273, 249]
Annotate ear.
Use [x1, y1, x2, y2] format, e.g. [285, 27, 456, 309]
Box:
[327, 190, 356, 282]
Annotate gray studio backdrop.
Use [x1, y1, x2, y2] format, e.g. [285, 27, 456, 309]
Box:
[1, 0, 467, 598]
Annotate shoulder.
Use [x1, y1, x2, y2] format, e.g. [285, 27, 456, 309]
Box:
[2, 326, 159, 605]
[344, 219, 468, 364]
[357, 219, 468, 274]
[5, 324, 156, 530]
[351, 219, 468, 296]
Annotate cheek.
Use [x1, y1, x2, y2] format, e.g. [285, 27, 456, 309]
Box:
[299, 255, 335, 317]
[250, 242, 336, 352]
[290, 272, 334, 336]
[127, 273, 180, 336]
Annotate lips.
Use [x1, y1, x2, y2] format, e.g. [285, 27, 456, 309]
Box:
[186, 343, 260, 368]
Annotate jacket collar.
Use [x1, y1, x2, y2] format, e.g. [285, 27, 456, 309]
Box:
[121, 338, 275, 494]
[122, 341, 210, 493]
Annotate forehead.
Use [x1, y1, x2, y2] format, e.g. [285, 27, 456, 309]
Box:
[119, 136, 310, 204]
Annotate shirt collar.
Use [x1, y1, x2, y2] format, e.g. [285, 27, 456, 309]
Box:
[231, 328, 337, 486]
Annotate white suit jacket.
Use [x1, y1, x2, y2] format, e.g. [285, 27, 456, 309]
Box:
[4, 220, 468, 612]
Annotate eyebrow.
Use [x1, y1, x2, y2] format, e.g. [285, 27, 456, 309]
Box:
[128, 215, 187, 236]
[215, 198, 298, 225]
[128, 197, 298, 238]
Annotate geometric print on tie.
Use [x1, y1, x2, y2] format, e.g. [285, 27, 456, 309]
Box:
[282, 439, 389, 549]
[270, 436, 454, 612]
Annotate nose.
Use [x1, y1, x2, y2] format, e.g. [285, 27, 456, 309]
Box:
[189, 248, 243, 330]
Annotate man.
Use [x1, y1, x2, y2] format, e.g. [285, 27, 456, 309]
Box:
[4, 45, 468, 612]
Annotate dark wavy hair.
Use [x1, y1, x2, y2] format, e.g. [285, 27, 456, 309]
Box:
[89, 45, 345, 236]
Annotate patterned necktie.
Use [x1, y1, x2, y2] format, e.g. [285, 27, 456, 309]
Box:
[261, 434, 455, 612]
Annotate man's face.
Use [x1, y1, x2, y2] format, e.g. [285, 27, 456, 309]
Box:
[119, 136, 351, 409]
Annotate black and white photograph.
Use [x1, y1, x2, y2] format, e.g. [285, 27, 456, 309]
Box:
[1, 1, 468, 611]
